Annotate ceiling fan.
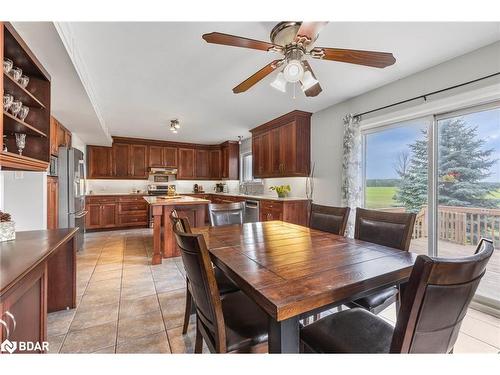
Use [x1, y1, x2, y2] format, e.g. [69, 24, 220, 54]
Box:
[202, 21, 396, 97]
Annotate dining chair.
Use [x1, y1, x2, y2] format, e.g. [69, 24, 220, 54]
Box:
[171, 213, 269, 353]
[208, 202, 245, 226]
[309, 204, 350, 235]
[300, 239, 494, 353]
[170, 210, 239, 335]
[346, 208, 416, 315]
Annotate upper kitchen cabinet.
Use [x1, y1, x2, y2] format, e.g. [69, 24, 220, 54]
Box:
[130, 144, 148, 178]
[177, 147, 195, 179]
[1, 22, 51, 171]
[250, 110, 311, 178]
[87, 145, 113, 178]
[112, 143, 130, 178]
[112, 143, 149, 179]
[148, 145, 177, 168]
[195, 148, 210, 179]
[209, 149, 221, 179]
[220, 141, 239, 180]
[49, 117, 72, 156]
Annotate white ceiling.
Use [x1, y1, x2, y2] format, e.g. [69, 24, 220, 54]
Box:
[14, 22, 500, 145]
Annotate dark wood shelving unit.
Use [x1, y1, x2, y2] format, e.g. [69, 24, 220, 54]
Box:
[3, 111, 47, 137]
[1, 22, 51, 171]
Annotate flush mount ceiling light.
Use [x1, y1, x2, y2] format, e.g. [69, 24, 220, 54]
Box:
[170, 119, 180, 133]
[202, 21, 396, 97]
[237, 136, 243, 144]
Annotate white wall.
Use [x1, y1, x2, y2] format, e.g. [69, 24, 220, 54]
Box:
[311, 41, 500, 206]
[2, 171, 47, 231]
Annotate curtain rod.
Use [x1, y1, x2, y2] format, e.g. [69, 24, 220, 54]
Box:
[354, 72, 500, 118]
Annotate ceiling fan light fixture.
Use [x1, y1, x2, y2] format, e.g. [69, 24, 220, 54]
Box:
[270, 71, 287, 93]
[283, 59, 304, 83]
[301, 70, 319, 91]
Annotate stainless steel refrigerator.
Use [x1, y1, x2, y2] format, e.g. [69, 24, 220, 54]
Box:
[58, 147, 87, 251]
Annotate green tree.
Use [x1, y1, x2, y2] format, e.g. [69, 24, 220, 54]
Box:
[396, 118, 497, 212]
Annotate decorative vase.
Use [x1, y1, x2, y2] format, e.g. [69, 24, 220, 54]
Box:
[0, 221, 15, 242]
[277, 191, 287, 198]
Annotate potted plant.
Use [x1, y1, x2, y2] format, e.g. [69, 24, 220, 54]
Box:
[269, 185, 291, 198]
[0, 211, 15, 242]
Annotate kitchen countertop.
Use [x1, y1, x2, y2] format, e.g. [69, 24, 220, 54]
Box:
[181, 192, 310, 202]
[143, 195, 210, 206]
[87, 191, 309, 202]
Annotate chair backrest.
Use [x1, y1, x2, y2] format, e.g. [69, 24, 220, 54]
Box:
[170, 211, 227, 352]
[390, 239, 494, 353]
[309, 204, 350, 235]
[354, 208, 416, 251]
[209, 202, 245, 226]
[170, 209, 192, 233]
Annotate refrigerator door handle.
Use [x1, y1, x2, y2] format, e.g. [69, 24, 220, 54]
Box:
[74, 210, 88, 219]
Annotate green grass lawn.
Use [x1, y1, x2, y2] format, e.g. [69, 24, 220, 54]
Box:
[365, 187, 399, 209]
[365, 186, 500, 209]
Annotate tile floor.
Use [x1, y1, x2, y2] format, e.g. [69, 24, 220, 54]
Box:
[47, 228, 500, 354]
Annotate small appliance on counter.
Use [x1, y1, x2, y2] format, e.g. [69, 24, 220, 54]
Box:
[193, 184, 204, 193]
[215, 182, 228, 193]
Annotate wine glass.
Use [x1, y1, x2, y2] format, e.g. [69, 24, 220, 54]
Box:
[3, 58, 13, 74]
[15, 133, 26, 156]
[10, 67, 22, 81]
[9, 100, 22, 116]
[3, 94, 13, 111]
[18, 105, 29, 121]
[18, 75, 29, 88]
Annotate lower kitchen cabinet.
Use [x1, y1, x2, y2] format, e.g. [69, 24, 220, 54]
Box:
[85, 195, 148, 230]
[259, 199, 310, 226]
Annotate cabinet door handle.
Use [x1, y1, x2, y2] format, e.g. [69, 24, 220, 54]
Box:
[4, 311, 16, 333]
[0, 319, 9, 340]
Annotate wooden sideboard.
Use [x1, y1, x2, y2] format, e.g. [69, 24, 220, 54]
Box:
[87, 137, 239, 180]
[0, 229, 77, 353]
[251, 110, 311, 178]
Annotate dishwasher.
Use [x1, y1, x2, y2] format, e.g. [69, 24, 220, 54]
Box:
[244, 199, 260, 223]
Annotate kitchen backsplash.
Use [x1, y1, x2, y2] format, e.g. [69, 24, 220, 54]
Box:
[86, 179, 240, 195]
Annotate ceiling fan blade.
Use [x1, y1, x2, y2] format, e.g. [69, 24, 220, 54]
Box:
[294, 22, 329, 43]
[202, 32, 281, 52]
[232, 60, 284, 94]
[311, 47, 396, 68]
[301, 60, 322, 97]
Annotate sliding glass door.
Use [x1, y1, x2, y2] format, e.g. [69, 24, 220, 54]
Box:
[363, 101, 500, 307]
[363, 117, 432, 256]
[436, 104, 500, 303]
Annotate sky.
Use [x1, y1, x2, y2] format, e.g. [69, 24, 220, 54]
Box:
[365, 107, 500, 182]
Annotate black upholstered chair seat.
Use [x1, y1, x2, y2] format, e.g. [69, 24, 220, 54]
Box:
[214, 267, 239, 294]
[301, 308, 393, 353]
[221, 291, 269, 351]
[348, 286, 398, 314]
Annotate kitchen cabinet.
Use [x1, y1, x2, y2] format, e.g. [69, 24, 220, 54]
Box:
[251, 110, 311, 178]
[259, 199, 310, 226]
[85, 195, 148, 230]
[195, 149, 210, 179]
[130, 144, 148, 178]
[178, 148, 195, 179]
[87, 145, 113, 178]
[49, 116, 72, 156]
[47, 176, 58, 230]
[220, 141, 239, 180]
[149, 146, 177, 168]
[112, 143, 130, 178]
[209, 149, 222, 179]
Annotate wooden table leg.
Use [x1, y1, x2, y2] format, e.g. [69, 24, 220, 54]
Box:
[163, 206, 175, 258]
[152, 205, 163, 265]
[268, 316, 300, 353]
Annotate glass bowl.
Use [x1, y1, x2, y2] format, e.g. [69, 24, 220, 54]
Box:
[3, 58, 13, 74]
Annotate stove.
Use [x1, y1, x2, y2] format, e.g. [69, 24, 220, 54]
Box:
[147, 184, 175, 196]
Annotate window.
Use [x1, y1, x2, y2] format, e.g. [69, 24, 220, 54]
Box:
[241, 152, 253, 182]
[362, 102, 500, 307]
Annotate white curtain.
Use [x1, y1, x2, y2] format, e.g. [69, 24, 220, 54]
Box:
[341, 114, 362, 237]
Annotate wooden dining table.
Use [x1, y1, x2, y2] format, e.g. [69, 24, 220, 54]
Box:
[194, 220, 417, 353]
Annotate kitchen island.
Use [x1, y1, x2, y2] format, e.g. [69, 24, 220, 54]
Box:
[143, 195, 210, 265]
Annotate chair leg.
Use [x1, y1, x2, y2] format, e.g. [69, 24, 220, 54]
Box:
[182, 282, 193, 334]
[195, 322, 203, 354]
